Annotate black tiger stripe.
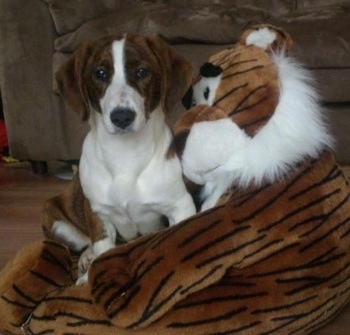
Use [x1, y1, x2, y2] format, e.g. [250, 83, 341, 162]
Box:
[40, 249, 71, 274]
[234, 162, 315, 225]
[197, 234, 266, 268]
[300, 215, 350, 252]
[200, 320, 262, 335]
[258, 188, 341, 234]
[213, 83, 248, 106]
[107, 285, 140, 318]
[252, 294, 318, 315]
[222, 65, 264, 80]
[239, 113, 272, 131]
[1, 294, 34, 309]
[102, 258, 164, 314]
[29, 270, 64, 288]
[134, 256, 163, 279]
[92, 235, 151, 266]
[28, 328, 53, 335]
[149, 221, 189, 250]
[282, 262, 349, 296]
[94, 280, 121, 304]
[126, 272, 183, 328]
[67, 318, 111, 327]
[224, 58, 258, 72]
[178, 219, 221, 248]
[31, 311, 111, 326]
[231, 184, 271, 208]
[229, 95, 271, 117]
[240, 238, 284, 262]
[299, 195, 350, 238]
[289, 214, 326, 232]
[264, 293, 342, 335]
[250, 250, 346, 279]
[43, 295, 93, 304]
[147, 208, 222, 251]
[91, 269, 108, 293]
[289, 165, 341, 200]
[246, 242, 300, 269]
[213, 50, 238, 67]
[167, 307, 247, 328]
[181, 225, 251, 263]
[330, 274, 350, 289]
[12, 284, 40, 304]
[180, 264, 223, 295]
[176, 291, 268, 310]
[309, 247, 338, 266]
[341, 226, 350, 237]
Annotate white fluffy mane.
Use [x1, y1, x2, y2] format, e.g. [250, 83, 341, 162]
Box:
[181, 52, 334, 210]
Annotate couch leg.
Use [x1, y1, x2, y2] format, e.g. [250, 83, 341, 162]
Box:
[30, 161, 48, 175]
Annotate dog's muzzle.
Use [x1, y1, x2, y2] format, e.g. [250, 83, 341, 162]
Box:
[110, 107, 136, 129]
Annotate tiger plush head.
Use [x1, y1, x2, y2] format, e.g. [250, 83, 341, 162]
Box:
[175, 24, 334, 211]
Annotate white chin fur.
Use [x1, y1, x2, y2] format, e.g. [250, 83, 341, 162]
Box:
[182, 52, 333, 207]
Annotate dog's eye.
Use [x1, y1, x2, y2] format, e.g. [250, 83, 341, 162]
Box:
[192, 99, 197, 107]
[136, 67, 149, 80]
[94, 67, 109, 81]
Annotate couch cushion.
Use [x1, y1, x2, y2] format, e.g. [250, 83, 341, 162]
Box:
[43, 0, 141, 35]
[297, 0, 349, 9]
[54, 2, 274, 53]
[275, 4, 350, 68]
[45, 0, 294, 35]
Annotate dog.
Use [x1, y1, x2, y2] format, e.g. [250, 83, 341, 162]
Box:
[42, 34, 196, 284]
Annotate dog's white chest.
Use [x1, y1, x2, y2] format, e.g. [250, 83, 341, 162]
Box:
[80, 158, 165, 241]
[78, 124, 193, 242]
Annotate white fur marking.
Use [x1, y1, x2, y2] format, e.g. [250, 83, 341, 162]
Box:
[52, 220, 90, 252]
[246, 27, 277, 50]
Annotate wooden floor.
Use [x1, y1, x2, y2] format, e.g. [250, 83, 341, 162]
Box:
[0, 160, 349, 333]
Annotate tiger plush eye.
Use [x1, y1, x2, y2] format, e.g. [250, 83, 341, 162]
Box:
[94, 67, 109, 81]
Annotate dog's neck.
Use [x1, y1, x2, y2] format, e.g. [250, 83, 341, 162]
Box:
[84, 105, 173, 175]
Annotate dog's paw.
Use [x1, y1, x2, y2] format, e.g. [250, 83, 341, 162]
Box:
[76, 247, 94, 285]
[76, 272, 88, 285]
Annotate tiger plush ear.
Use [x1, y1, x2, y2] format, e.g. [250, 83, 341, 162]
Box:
[239, 23, 293, 53]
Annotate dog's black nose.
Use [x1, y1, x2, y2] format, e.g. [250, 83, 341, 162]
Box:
[110, 107, 136, 129]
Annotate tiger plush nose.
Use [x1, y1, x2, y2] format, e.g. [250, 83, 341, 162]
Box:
[110, 107, 136, 129]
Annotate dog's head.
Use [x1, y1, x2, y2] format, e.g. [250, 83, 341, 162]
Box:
[56, 34, 193, 134]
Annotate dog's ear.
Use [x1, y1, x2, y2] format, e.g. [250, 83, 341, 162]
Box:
[55, 41, 93, 121]
[147, 35, 193, 114]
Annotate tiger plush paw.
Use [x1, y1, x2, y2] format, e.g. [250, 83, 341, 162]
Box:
[0, 241, 73, 334]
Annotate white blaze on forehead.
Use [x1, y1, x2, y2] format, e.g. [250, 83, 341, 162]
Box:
[111, 38, 127, 84]
[98, 36, 147, 134]
[246, 27, 276, 50]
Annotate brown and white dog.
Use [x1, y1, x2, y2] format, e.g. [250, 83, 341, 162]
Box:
[42, 34, 196, 284]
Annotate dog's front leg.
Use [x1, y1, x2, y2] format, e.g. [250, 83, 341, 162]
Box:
[76, 215, 117, 285]
[167, 193, 197, 226]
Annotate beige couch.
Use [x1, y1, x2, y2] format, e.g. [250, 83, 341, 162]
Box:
[0, 0, 350, 171]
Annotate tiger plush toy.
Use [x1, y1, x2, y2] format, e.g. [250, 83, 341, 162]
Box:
[0, 24, 349, 335]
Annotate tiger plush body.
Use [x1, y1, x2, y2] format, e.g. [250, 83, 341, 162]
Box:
[0, 24, 349, 335]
